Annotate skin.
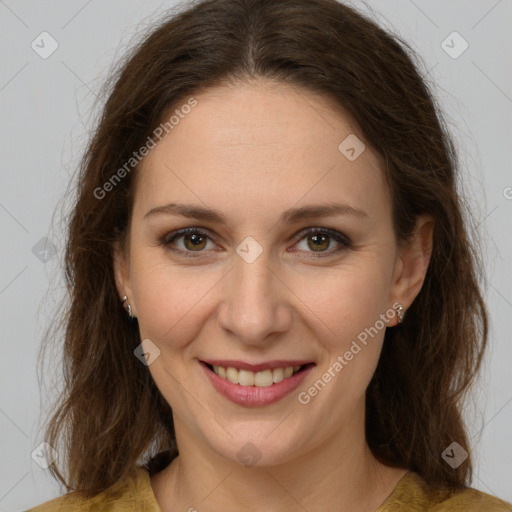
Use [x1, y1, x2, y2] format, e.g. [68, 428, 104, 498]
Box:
[114, 79, 434, 512]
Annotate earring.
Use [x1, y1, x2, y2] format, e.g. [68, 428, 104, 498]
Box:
[396, 303, 405, 324]
[121, 295, 134, 319]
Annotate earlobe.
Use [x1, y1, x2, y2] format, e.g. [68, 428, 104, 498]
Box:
[112, 240, 135, 315]
[390, 215, 434, 323]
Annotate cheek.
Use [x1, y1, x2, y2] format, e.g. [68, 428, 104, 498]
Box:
[291, 262, 391, 344]
[131, 255, 223, 348]
[288, 263, 393, 427]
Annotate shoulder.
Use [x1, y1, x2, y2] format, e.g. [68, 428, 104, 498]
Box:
[25, 466, 160, 512]
[431, 487, 512, 511]
[379, 471, 512, 511]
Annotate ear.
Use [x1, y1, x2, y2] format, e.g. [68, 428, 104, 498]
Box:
[113, 239, 136, 317]
[389, 215, 434, 325]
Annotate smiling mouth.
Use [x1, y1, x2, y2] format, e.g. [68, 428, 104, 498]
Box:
[203, 362, 314, 388]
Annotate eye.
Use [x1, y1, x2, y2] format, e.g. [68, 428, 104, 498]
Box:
[161, 228, 216, 257]
[292, 227, 351, 257]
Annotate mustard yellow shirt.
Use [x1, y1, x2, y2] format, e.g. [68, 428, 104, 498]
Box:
[26, 466, 512, 511]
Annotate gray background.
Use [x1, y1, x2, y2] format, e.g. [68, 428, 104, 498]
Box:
[0, 0, 511, 510]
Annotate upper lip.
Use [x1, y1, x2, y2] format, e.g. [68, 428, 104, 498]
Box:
[200, 359, 315, 372]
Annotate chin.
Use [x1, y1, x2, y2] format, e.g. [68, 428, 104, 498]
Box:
[201, 425, 309, 469]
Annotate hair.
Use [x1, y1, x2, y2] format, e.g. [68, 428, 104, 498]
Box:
[42, 0, 488, 498]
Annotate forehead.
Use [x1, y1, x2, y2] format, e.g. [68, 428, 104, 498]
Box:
[134, 80, 390, 224]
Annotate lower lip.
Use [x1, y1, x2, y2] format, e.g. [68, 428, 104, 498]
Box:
[200, 361, 314, 407]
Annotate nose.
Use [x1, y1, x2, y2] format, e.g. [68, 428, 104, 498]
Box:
[216, 247, 293, 347]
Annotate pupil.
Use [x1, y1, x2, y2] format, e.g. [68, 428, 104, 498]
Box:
[186, 233, 205, 249]
[310, 234, 328, 250]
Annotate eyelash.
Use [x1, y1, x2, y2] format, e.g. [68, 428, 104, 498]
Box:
[158, 226, 352, 259]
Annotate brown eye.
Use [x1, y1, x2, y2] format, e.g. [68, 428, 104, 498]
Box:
[161, 228, 215, 257]
[294, 228, 351, 257]
[183, 232, 207, 251]
[307, 233, 330, 252]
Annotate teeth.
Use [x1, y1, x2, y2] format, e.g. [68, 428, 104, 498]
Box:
[238, 369, 255, 386]
[254, 369, 273, 387]
[226, 366, 239, 384]
[211, 364, 303, 388]
[272, 367, 284, 383]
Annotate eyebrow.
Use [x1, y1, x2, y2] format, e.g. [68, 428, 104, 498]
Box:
[144, 201, 368, 224]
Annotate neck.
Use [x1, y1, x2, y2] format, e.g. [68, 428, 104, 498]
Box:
[151, 412, 407, 512]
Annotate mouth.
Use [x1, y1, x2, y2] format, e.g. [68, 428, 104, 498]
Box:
[199, 360, 315, 407]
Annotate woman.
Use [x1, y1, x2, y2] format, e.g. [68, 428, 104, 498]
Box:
[27, 0, 511, 510]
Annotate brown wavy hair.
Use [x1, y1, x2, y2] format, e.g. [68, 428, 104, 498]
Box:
[41, 0, 488, 497]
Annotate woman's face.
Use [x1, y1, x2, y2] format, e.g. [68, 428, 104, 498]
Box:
[115, 79, 429, 466]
